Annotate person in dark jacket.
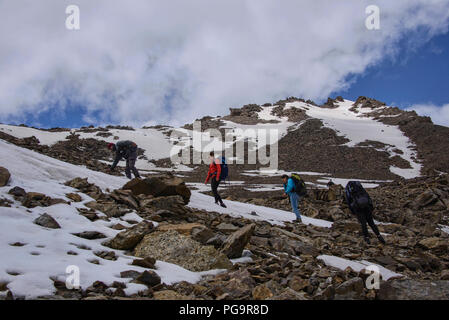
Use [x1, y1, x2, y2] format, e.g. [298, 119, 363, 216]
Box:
[108, 140, 141, 179]
[345, 182, 385, 244]
[205, 151, 226, 208]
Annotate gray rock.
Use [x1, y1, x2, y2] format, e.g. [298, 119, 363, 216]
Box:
[34, 213, 61, 229]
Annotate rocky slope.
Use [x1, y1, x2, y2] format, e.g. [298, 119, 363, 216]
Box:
[1, 159, 448, 300]
[1, 96, 449, 300]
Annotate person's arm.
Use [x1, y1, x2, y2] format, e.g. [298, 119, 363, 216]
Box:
[205, 165, 212, 183]
[110, 151, 122, 170]
[285, 179, 295, 194]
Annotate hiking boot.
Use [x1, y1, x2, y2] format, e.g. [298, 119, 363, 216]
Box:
[220, 202, 227, 208]
[292, 217, 302, 224]
[377, 235, 386, 244]
[364, 236, 371, 244]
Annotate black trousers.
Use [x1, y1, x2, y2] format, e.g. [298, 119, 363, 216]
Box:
[356, 209, 381, 238]
[125, 157, 140, 179]
[211, 178, 223, 204]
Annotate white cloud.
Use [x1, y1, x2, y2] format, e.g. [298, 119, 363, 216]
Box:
[408, 103, 449, 127]
[0, 0, 449, 127]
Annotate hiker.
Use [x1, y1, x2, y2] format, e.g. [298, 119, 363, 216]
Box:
[205, 151, 227, 208]
[282, 174, 304, 223]
[327, 180, 335, 188]
[108, 140, 141, 179]
[345, 181, 385, 244]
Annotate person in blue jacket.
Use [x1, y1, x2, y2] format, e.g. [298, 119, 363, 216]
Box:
[282, 174, 302, 223]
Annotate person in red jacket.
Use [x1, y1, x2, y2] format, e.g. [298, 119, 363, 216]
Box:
[205, 151, 227, 208]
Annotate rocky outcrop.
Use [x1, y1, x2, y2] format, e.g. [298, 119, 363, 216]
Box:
[134, 230, 233, 272]
[123, 174, 191, 204]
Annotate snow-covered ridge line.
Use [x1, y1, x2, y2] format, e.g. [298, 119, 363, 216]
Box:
[284, 99, 422, 179]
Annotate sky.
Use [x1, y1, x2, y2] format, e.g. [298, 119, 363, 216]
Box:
[0, 0, 449, 128]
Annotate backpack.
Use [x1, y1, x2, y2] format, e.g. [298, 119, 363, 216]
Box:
[219, 156, 229, 181]
[291, 173, 307, 196]
[345, 181, 372, 212]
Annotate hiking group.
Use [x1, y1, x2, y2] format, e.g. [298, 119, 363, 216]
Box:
[281, 174, 386, 244]
[106, 141, 385, 245]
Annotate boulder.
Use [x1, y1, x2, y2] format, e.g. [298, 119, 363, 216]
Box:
[216, 223, 239, 233]
[66, 193, 82, 202]
[8, 186, 26, 197]
[110, 189, 139, 209]
[0, 167, 11, 187]
[122, 174, 191, 204]
[378, 280, 449, 300]
[103, 221, 154, 250]
[34, 213, 61, 229]
[134, 230, 233, 272]
[414, 190, 439, 208]
[334, 277, 364, 297]
[132, 257, 156, 269]
[135, 270, 161, 287]
[140, 196, 186, 213]
[417, 238, 448, 255]
[221, 223, 256, 259]
[191, 225, 215, 244]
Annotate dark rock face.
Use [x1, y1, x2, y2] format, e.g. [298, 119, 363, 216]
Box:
[34, 213, 61, 229]
[378, 280, 449, 300]
[122, 174, 191, 204]
[277, 119, 409, 180]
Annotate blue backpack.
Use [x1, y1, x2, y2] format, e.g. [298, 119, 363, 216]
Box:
[219, 156, 229, 181]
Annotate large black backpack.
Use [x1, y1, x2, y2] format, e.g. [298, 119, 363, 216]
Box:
[345, 181, 372, 212]
[219, 156, 229, 181]
[291, 173, 307, 196]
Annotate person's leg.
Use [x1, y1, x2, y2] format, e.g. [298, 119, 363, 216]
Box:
[211, 179, 221, 203]
[125, 159, 132, 179]
[366, 210, 386, 244]
[356, 211, 369, 239]
[289, 193, 301, 220]
[128, 157, 140, 178]
[366, 210, 380, 236]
